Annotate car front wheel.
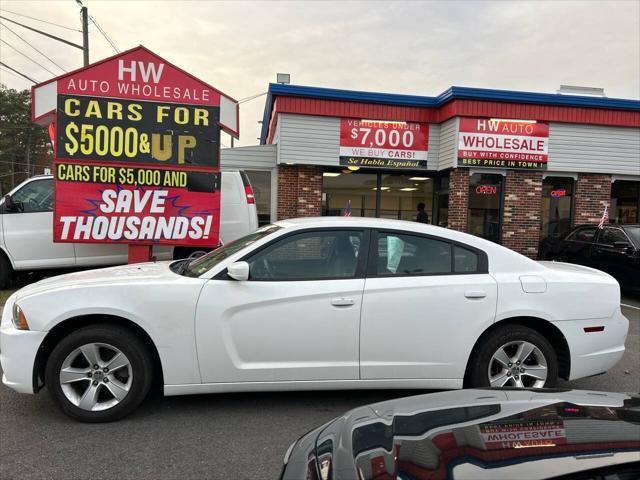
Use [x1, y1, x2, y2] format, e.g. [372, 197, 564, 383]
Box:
[467, 325, 558, 389]
[45, 325, 153, 422]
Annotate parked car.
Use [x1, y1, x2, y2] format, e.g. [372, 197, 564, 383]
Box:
[542, 224, 640, 294]
[280, 388, 640, 480]
[0, 217, 629, 422]
[0, 170, 258, 288]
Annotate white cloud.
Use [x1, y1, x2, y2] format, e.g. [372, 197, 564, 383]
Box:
[1, 0, 638, 146]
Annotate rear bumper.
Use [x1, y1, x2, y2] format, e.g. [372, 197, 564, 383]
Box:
[552, 308, 629, 381]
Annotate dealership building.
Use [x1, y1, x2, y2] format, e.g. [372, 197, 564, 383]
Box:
[222, 84, 640, 258]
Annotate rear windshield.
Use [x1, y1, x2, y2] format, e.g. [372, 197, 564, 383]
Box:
[181, 224, 281, 277]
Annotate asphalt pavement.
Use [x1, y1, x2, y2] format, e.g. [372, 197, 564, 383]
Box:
[0, 304, 638, 480]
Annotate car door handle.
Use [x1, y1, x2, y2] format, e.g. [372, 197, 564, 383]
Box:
[331, 298, 355, 307]
[465, 290, 487, 299]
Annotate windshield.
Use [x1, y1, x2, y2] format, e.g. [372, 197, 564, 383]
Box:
[181, 224, 282, 277]
[625, 226, 640, 247]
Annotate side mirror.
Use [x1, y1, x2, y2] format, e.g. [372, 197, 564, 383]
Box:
[227, 261, 249, 281]
[3, 194, 20, 212]
[613, 241, 633, 253]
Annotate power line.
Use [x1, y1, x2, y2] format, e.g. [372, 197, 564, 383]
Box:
[0, 38, 57, 76]
[239, 92, 268, 104]
[0, 8, 81, 32]
[0, 15, 84, 51]
[0, 61, 38, 83]
[89, 14, 119, 53]
[0, 21, 66, 73]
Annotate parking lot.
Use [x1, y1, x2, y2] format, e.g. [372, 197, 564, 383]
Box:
[0, 301, 637, 480]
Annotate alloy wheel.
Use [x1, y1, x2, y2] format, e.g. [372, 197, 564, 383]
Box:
[59, 342, 133, 411]
[488, 340, 548, 388]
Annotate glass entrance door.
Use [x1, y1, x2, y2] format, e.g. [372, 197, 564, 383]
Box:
[541, 176, 574, 242]
[468, 173, 503, 243]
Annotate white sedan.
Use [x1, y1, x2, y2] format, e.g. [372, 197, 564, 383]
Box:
[0, 217, 629, 422]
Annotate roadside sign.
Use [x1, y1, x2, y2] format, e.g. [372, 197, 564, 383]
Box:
[31, 46, 239, 260]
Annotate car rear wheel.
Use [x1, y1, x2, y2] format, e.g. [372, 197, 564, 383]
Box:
[467, 325, 558, 389]
[45, 325, 153, 422]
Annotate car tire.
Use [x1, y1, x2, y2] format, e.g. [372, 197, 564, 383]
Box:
[467, 325, 558, 389]
[0, 254, 12, 289]
[45, 324, 153, 422]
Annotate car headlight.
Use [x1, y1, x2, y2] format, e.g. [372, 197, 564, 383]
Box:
[12, 304, 29, 330]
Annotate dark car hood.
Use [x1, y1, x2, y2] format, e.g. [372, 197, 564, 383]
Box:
[281, 389, 640, 480]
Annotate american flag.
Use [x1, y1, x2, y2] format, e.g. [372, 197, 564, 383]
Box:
[344, 200, 352, 217]
[598, 205, 609, 229]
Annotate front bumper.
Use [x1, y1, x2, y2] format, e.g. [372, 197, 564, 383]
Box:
[0, 294, 47, 394]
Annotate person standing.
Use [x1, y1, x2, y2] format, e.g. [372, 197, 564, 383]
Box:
[416, 202, 429, 223]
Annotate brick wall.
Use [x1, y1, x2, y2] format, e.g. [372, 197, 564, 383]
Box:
[574, 173, 612, 224]
[276, 165, 323, 220]
[501, 170, 543, 258]
[447, 168, 469, 232]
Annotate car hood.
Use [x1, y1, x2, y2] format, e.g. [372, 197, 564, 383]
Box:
[15, 261, 178, 300]
[282, 389, 640, 480]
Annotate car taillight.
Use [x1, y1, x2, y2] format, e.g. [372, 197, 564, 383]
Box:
[244, 185, 255, 204]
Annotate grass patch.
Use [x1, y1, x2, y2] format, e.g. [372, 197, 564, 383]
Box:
[0, 289, 18, 307]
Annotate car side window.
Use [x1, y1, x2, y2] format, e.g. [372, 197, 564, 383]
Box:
[599, 228, 629, 246]
[247, 230, 363, 281]
[567, 226, 597, 242]
[10, 179, 53, 213]
[376, 232, 451, 276]
[454, 245, 479, 273]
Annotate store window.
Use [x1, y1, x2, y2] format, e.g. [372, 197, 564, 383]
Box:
[379, 174, 433, 221]
[611, 181, 640, 224]
[244, 170, 272, 226]
[322, 170, 377, 217]
[322, 169, 434, 222]
[468, 173, 503, 243]
[541, 177, 574, 243]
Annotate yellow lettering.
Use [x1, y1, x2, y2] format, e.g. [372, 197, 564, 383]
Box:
[152, 134, 172, 161]
[193, 108, 209, 126]
[85, 100, 102, 119]
[177, 135, 196, 164]
[106, 102, 123, 120]
[64, 98, 80, 116]
[156, 106, 170, 123]
[127, 103, 142, 121]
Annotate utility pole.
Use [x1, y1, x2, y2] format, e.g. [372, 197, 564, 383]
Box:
[80, 3, 89, 66]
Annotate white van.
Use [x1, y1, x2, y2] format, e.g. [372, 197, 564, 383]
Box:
[0, 170, 258, 288]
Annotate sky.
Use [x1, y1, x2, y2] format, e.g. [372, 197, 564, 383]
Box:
[1, 0, 639, 146]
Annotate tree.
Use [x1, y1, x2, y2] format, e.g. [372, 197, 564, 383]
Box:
[0, 84, 53, 195]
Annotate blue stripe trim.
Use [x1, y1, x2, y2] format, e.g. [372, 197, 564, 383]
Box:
[260, 83, 640, 144]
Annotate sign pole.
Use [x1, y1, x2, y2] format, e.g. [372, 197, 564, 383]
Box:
[81, 6, 89, 66]
[128, 245, 153, 264]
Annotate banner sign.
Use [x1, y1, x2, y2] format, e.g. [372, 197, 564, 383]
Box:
[56, 95, 220, 167]
[458, 118, 549, 170]
[480, 420, 566, 449]
[54, 165, 219, 246]
[339, 119, 429, 170]
[32, 46, 237, 246]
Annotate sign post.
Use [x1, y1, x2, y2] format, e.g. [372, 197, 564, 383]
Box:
[32, 46, 239, 263]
